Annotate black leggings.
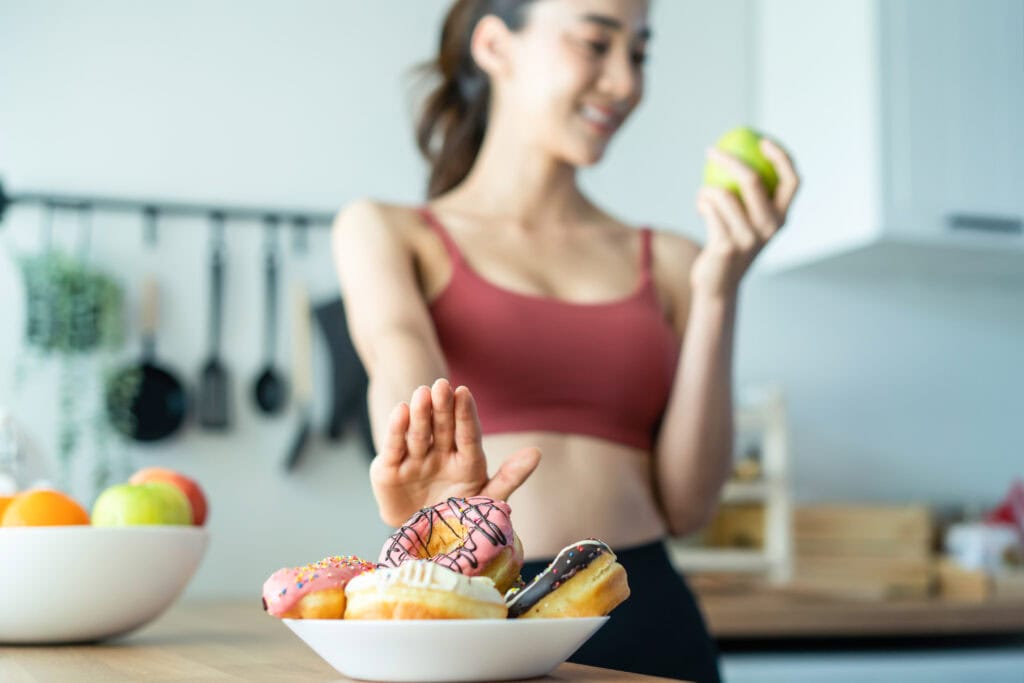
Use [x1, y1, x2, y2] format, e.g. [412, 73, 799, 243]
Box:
[520, 540, 721, 682]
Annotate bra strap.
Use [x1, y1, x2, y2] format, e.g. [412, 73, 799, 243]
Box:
[639, 227, 654, 276]
[418, 206, 464, 266]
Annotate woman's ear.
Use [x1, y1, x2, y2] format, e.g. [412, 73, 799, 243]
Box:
[469, 14, 513, 80]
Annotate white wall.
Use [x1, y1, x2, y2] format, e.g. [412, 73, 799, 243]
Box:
[0, 0, 754, 597]
[0, 1, 1020, 600]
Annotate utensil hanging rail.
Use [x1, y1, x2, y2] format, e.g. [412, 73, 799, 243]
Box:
[0, 178, 334, 227]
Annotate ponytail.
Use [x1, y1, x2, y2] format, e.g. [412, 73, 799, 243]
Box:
[414, 0, 535, 198]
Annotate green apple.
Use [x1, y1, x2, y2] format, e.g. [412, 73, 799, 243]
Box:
[703, 126, 779, 198]
[91, 481, 193, 526]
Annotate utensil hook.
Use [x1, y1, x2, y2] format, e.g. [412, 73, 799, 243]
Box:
[263, 215, 280, 362]
[207, 211, 227, 355]
[143, 206, 159, 247]
[76, 202, 93, 260]
[40, 201, 55, 251]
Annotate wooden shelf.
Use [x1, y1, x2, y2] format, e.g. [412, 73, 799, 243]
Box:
[670, 387, 794, 582]
[722, 480, 775, 503]
[667, 546, 773, 574]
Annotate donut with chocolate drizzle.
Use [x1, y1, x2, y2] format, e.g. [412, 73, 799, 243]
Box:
[379, 496, 524, 594]
[505, 539, 630, 619]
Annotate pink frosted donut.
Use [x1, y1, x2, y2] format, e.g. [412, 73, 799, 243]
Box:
[262, 555, 376, 619]
[379, 496, 524, 593]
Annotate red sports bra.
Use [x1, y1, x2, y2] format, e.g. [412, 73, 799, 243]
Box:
[420, 207, 681, 452]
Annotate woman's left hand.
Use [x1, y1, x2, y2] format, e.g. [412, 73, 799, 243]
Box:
[690, 137, 800, 298]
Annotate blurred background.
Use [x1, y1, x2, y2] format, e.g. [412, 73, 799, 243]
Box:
[1, 1, 1022, 680]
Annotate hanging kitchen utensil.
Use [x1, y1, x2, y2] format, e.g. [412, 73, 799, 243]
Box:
[284, 282, 313, 471]
[105, 275, 187, 442]
[197, 212, 231, 430]
[252, 216, 288, 415]
[314, 297, 374, 460]
[291, 215, 309, 254]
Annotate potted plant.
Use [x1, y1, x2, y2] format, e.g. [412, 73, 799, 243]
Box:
[15, 248, 130, 498]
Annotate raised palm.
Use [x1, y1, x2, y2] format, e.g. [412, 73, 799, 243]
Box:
[369, 379, 541, 527]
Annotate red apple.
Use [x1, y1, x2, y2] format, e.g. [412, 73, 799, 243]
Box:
[129, 467, 208, 526]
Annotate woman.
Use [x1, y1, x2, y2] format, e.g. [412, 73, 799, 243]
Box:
[333, 1, 799, 680]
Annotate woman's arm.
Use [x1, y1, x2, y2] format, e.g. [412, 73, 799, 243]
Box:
[333, 199, 447, 448]
[652, 138, 800, 536]
[652, 257, 738, 536]
[332, 200, 540, 526]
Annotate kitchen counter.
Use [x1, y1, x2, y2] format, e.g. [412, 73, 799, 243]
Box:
[698, 586, 1024, 639]
[0, 600, 681, 682]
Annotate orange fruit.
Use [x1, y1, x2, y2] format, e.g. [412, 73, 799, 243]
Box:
[0, 495, 14, 519]
[0, 489, 90, 527]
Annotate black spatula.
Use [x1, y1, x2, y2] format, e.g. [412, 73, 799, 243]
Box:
[198, 212, 231, 430]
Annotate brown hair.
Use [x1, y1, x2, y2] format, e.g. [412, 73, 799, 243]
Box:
[415, 0, 537, 198]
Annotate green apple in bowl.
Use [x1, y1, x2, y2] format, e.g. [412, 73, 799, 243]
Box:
[703, 126, 779, 198]
[92, 481, 193, 527]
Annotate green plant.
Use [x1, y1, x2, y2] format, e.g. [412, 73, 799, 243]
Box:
[14, 249, 129, 498]
[20, 251, 124, 353]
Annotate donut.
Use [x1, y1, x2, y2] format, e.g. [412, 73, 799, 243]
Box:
[262, 555, 376, 619]
[344, 559, 507, 619]
[505, 539, 630, 618]
[379, 496, 524, 593]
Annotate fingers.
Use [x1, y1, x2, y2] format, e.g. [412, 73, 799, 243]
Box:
[705, 147, 778, 239]
[759, 137, 800, 219]
[696, 191, 731, 251]
[376, 401, 410, 467]
[430, 378, 455, 454]
[405, 385, 433, 461]
[480, 447, 542, 501]
[698, 186, 761, 252]
[452, 385, 486, 461]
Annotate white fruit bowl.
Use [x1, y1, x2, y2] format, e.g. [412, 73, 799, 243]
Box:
[0, 526, 209, 643]
[283, 616, 609, 682]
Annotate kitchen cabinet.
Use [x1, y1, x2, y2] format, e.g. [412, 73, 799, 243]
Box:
[753, 0, 1024, 276]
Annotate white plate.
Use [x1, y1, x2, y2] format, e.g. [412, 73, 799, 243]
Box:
[283, 616, 609, 682]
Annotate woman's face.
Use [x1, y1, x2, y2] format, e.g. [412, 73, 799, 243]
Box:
[496, 0, 650, 166]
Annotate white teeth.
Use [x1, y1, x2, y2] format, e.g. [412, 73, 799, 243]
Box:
[580, 104, 615, 126]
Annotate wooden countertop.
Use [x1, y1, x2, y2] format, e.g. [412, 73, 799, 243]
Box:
[698, 587, 1024, 639]
[0, 601, 680, 683]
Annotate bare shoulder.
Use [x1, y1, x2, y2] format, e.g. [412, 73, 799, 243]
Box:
[649, 228, 701, 270]
[332, 198, 426, 249]
[648, 228, 702, 333]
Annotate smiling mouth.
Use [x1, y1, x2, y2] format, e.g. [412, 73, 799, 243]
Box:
[578, 104, 621, 136]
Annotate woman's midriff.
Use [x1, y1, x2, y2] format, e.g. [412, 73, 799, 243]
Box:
[481, 431, 668, 559]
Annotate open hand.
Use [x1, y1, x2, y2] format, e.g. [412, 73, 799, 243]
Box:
[691, 137, 800, 297]
[369, 378, 542, 527]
